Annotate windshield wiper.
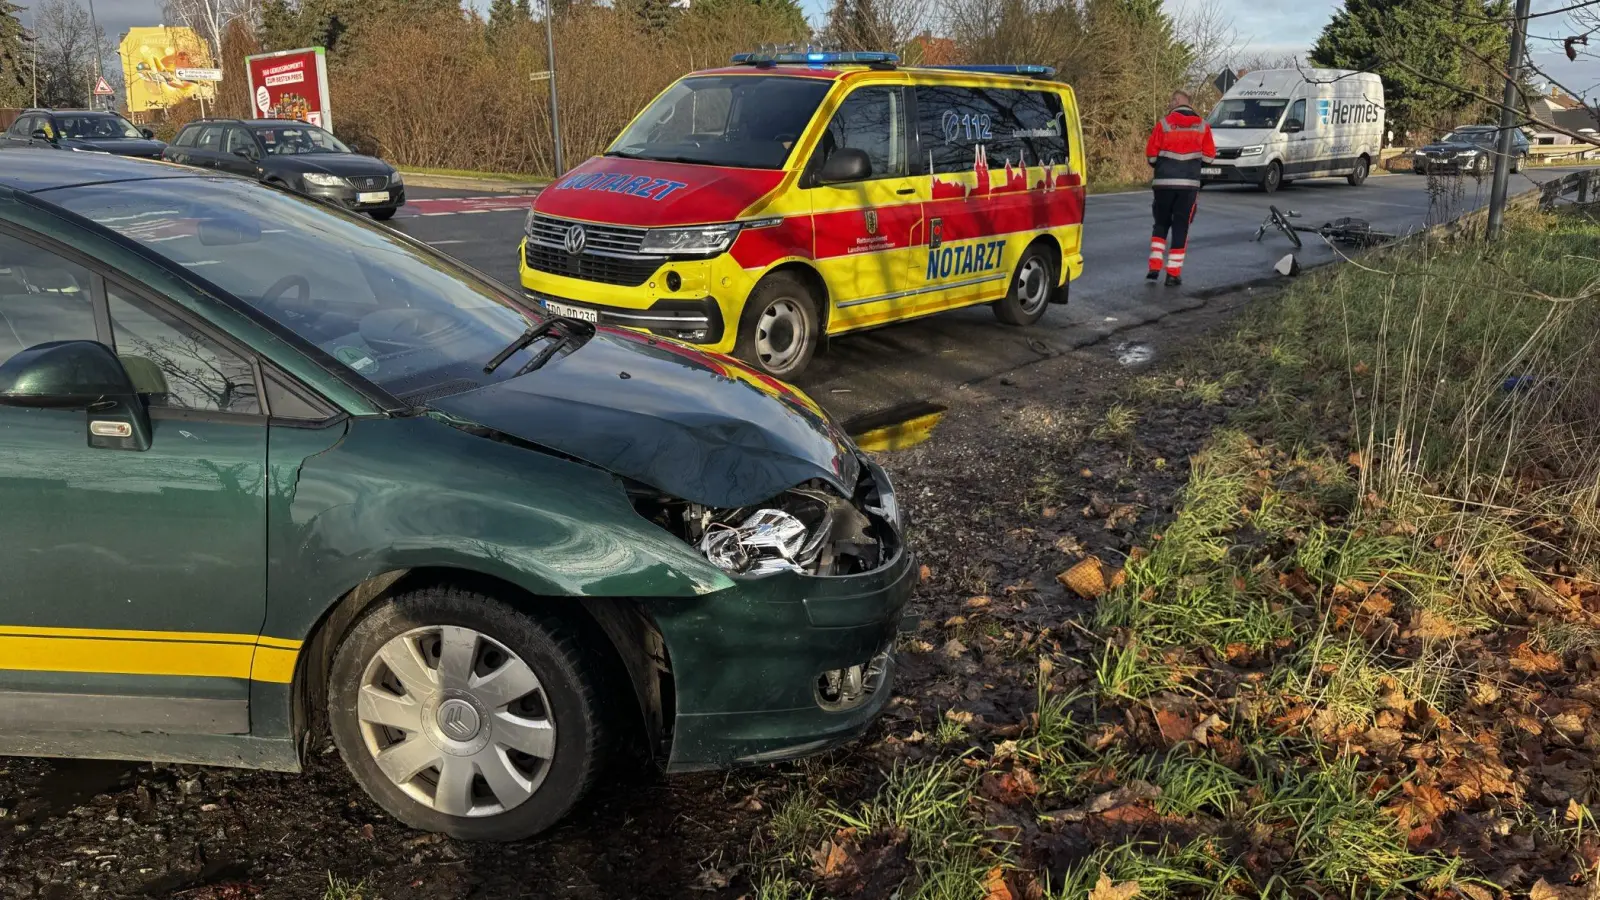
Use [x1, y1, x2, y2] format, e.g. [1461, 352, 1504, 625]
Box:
[483, 320, 556, 374]
[604, 149, 642, 159]
[511, 319, 595, 377]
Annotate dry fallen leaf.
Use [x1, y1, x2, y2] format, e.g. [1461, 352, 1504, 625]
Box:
[1530, 878, 1589, 900]
[1511, 642, 1563, 675]
[918, 564, 932, 583]
[967, 596, 992, 609]
[1088, 872, 1141, 900]
[810, 840, 852, 878]
[1059, 558, 1108, 599]
[1154, 708, 1198, 747]
[983, 867, 1015, 900]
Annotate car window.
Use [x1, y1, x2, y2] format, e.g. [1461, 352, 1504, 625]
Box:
[56, 115, 141, 139]
[256, 125, 349, 155]
[815, 86, 906, 181]
[7, 116, 32, 138]
[197, 126, 223, 152]
[106, 285, 260, 415]
[55, 178, 540, 401]
[173, 126, 199, 148]
[0, 231, 97, 366]
[1287, 99, 1307, 129]
[918, 86, 1068, 175]
[1210, 98, 1288, 129]
[225, 127, 259, 159]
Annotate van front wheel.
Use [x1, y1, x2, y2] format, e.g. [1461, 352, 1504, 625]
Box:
[1260, 161, 1283, 193]
[735, 272, 819, 379]
[993, 244, 1055, 326]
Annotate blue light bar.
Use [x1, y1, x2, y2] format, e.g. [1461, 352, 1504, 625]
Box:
[920, 64, 1057, 78]
[732, 51, 900, 66]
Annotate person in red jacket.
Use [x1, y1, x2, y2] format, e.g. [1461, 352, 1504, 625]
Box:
[1144, 91, 1216, 287]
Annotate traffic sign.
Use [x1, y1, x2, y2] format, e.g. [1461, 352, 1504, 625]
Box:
[93, 76, 114, 96]
[176, 67, 224, 82]
[1212, 68, 1237, 95]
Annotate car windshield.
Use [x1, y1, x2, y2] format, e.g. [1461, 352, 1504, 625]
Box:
[254, 125, 350, 155]
[1208, 98, 1288, 129]
[608, 75, 833, 169]
[49, 177, 544, 399]
[1443, 129, 1497, 145]
[56, 115, 142, 139]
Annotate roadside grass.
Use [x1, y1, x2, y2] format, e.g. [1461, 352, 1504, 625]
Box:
[398, 165, 549, 184]
[748, 204, 1600, 899]
[323, 874, 368, 900]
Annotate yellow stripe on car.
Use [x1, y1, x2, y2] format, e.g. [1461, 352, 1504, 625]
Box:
[0, 626, 303, 684]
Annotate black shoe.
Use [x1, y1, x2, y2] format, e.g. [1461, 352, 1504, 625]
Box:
[1145, 269, 1160, 281]
[1165, 273, 1182, 287]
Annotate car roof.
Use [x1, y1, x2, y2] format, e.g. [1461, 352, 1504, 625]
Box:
[0, 147, 197, 193]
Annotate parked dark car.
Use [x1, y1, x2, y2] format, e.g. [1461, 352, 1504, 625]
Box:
[1413, 125, 1529, 175]
[1, 109, 165, 159]
[0, 150, 911, 841]
[163, 118, 405, 220]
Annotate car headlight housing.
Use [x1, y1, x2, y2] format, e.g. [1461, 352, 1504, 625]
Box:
[302, 172, 346, 187]
[639, 224, 741, 256]
[1457, 148, 1483, 156]
[390, 170, 403, 185]
[1238, 145, 1264, 156]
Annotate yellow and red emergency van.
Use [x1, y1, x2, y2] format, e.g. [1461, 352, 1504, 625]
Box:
[518, 50, 1086, 378]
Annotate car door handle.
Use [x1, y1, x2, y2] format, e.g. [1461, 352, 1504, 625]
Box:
[896, 188, 915, 195]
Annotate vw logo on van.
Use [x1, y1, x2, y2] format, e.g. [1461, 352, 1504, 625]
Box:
[564, 224, 587, 256]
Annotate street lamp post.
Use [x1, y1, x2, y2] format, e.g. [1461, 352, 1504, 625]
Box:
[544, 0, 565, 175]
[85, 0, 104, 109]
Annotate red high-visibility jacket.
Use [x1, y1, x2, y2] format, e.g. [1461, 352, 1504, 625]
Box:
[1145, 106, 1216, 190]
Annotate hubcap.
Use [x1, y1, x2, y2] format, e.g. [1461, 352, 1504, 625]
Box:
[755, 297, 807, 373]
[357, 626, 556, 818]
[1016, 258, 1049, 314]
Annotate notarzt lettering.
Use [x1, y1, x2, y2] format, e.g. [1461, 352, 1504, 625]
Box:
[926, 239, 1007, 279]
[553, 172, 689, 201]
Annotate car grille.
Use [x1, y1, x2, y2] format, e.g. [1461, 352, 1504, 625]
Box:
[524, 214, 662, 287]
[1215, 148, 1242, 160]
[350, 175, 390, 191]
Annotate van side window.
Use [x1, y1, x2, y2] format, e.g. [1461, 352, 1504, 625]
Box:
[815, 86, 906, 181]
[1286, 99, 1307, 130]
[917, 87, 1070, 174]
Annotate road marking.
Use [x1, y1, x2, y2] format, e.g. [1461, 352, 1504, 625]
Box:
[401, 195, 534, 218]
[430, 239, 470, 244]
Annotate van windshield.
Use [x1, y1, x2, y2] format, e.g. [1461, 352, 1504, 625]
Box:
[608, 75, 833, 170]
[1209, 98, 1288, 129]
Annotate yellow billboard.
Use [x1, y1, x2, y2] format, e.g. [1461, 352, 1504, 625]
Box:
[120, 26, 216, 114]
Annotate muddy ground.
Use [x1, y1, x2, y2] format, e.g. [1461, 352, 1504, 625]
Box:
[0, 291, 1257, 900]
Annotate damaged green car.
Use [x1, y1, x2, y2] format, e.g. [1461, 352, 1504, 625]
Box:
[0, 152, 914, 841]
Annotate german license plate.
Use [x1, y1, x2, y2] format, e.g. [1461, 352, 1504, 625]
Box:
[1201, 167, 1222, 176]
[544, 300, 599, 323]
[356, 191, 390, 204]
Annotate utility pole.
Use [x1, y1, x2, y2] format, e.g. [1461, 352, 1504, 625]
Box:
[544, 0, 565, 175]
[1486, 0, 1532, 240]
[86, 0, 103, 109]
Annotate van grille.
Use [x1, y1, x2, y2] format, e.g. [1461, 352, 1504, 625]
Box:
[524, 214, 662, 287]
[1215, 148, 1242, 160]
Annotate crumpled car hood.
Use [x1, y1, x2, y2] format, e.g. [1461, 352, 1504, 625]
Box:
[428, 328, 860, 509]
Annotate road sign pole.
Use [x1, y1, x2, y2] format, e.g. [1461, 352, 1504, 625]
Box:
[86, 0, 103, 108]
[545, 0, 565, 176]
[1486, 0, 1532, 241]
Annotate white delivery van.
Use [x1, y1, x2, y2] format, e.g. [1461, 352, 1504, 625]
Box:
[1203, 68, 1385, 193]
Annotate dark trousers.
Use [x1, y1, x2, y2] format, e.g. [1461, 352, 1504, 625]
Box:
[1151, 188, 1198, 251]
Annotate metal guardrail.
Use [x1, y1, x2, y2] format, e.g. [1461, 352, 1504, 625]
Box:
[1430, 167, 1600, 240]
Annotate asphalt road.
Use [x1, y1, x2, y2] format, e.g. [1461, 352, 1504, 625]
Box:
[390, 168, 1583, 424]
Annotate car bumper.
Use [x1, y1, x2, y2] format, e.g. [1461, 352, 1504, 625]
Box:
[304, 183, 406, 211]
[519, 238, 754, 355]
[1412, 157, 1486, 173]
[1201, 162, 1269, 184]
[649, 459, 917, 771]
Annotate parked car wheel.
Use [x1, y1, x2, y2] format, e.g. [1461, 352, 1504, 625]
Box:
[370, 209, 397, 221]
[327, 586, 606, 842]
[1260, 160, 1283, 194]
[993, 243, 1054, 326]
[734, 271, 819, 379]
[1347, 156, 1370, 186]
[1511, 154, 1524, 174]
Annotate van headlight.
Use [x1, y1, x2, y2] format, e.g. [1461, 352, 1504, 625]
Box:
[640, 224, 742, 256]
[1238, 145, 1264, 156]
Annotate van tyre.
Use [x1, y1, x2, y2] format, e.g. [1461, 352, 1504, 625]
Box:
[1347, 156, 1370, 186]
[1260, 161, 1283, 194]
[993, 244, 1055, 326]
[328, 586, 606, 842]
[735, 272, 819, 379]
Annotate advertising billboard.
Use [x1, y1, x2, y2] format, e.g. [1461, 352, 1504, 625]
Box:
[120, 26, 216, 115]
[245, 47, 333, 130]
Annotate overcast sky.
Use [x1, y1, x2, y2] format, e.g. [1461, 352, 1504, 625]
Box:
[75, 0, 1600, 102]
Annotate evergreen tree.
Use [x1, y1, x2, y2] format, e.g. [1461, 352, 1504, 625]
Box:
[0, 0, 29, 108]
[515, 0, 533, 19]
[487, 0, 518, 41]
[1310, 0, 1511, 138]
[259, 0, 460, 55]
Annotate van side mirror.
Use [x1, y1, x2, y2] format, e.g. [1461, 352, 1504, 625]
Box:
[0, 340, 152, 451]
[817, 147, 872, 185]
[1282, 119, 1304, 134]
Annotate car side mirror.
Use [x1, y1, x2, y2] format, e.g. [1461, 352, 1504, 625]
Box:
[1282, 119, 1304, 134]
[817, 147, 872, 185]
[232, 146, 254, 159]
[31, 128, 52, 142]
[0, 340, 152, 451]
[141, 127, 155, 139]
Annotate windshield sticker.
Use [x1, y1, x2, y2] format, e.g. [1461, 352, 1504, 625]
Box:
[553, 171, 688, 201]
[334, 346, 378, 373]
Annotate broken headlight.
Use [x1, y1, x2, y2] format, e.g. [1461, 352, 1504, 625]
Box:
[632, 478, 897, 577]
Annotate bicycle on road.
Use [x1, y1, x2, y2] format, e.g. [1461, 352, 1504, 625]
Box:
[1253, 205, 1397, 250]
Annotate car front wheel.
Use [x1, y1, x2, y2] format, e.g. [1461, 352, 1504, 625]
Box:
[327, 586, 605, 841]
